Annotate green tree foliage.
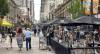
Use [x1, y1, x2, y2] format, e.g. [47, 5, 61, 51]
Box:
[67, 0, 84, 19]
[0, 0, 9, 16]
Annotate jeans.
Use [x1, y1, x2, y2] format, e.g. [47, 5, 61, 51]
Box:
[26, 37, 31, 50]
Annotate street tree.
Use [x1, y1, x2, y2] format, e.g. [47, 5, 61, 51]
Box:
[67, 0, 84, 19]
[0, 0, 9, 16]
[0, 0, 9, 26]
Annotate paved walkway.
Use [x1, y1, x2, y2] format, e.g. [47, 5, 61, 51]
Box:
[0, 36, 55, 54]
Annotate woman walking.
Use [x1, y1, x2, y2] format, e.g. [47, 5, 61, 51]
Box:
[16, 27, 23, 51]
[5, 34, 10, 49]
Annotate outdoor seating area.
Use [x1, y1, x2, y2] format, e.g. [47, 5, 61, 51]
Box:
[38, 16, 100, 54]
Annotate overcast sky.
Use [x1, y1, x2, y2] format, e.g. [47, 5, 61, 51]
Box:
[34, 0, 41, 21]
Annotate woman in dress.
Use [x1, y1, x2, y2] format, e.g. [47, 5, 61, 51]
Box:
[16, 27, 23, 51]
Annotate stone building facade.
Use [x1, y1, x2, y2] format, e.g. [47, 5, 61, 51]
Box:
[8, 0, 21, 24]
[40, 0, 70, 22]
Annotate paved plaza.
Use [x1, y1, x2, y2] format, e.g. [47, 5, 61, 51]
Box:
[0, 36, 55, 54]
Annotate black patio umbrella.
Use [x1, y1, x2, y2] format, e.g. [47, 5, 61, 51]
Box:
[46, 19, 58, 25]
[63, 16, 100, 26]
[53, 18, 72, 25]
[62, 22, 92, 26]
[39, 23, 49, 27]
[76, 16, 100, 25]
[39, 19, 58, 26]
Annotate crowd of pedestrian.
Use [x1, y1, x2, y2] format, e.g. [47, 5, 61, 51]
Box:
[0, 26, 39, 51]
[1, 25, 52, 51]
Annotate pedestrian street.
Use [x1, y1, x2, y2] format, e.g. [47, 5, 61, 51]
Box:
[0, 36, 55, 54]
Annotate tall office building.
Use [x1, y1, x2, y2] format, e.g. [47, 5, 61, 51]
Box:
[29, 0, 34, 22]
[13, 0, 34, 23]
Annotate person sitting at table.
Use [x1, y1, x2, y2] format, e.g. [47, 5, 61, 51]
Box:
[84, 32, 93, 54]
[59, 26, 64, 40]
[85, 32, 92, 47]
[69, 31, 74, 45]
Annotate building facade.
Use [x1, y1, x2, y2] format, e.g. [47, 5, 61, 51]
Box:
[13, 0, 34, 26]
[41, 0, 51, 21]
[40, 0, 70, 22]
[8, 0, 21, 24]
[40, 0, 47, 22]
[40, 0, 58, 22]
[41, 0, 100, 23]
[26, 0, 34, 25]
[53, 0, 70, 18]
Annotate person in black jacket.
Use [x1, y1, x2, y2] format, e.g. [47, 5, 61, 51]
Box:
[8, 28, 15, 48]
[47, 29, 54, 46]
[46, 29, 54, 51]
[34, 28, 37, 36]
[1, 31, 5, 38]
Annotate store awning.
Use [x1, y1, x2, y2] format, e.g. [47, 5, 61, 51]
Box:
[62, 16, 100, 26]
[1, 20, 13, 27]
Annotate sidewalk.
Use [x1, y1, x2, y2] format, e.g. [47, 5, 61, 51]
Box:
[0, 36, 55, 54]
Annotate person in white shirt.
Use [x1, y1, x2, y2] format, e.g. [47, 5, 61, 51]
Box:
[5, 34, 10, 49]
[25, 28, 32, 51]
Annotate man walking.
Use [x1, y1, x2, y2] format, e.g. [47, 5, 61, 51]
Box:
[25, 28, 32, 51]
